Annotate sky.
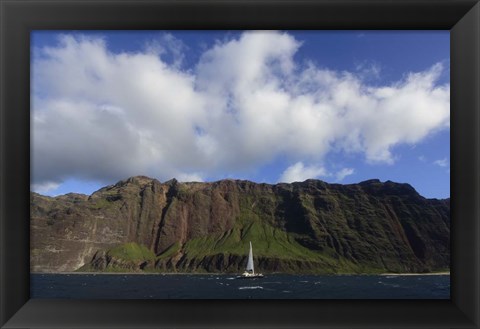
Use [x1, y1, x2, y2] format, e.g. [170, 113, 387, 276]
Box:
[30, 30, 450, 199]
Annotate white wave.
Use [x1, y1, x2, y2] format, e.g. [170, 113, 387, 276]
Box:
[239, 286, 263, 290]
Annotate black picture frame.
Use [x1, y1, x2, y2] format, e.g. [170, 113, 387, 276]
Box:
[1, 0, 479, 328]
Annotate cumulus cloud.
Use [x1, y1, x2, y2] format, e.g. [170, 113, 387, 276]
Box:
[279, 162, 328, 183]
[177, 173, 204, 183]
[31, 181, 61, 194]
[31, 31, 450, 189]
[145, 33, 187, 68]
[335, 168, 355, 182]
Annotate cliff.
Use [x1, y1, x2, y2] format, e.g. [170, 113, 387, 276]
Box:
[30, 176, 450, 274]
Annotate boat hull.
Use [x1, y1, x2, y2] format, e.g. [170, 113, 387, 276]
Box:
[236, 274, 265, 279]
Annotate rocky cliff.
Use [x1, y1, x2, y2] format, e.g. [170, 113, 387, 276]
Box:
[30, 176, 450, 274]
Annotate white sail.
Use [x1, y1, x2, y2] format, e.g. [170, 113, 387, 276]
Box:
[237, 240, 264, 279]
[246, 241, 254, 273]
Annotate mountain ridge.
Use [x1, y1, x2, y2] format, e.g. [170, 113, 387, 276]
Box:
[30, 176, 450, 274]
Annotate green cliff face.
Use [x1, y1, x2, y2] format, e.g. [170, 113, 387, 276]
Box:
[31, 176, 450, 274]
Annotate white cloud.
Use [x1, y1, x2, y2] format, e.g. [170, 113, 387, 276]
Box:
[176, 173, 204, 182]
[145, 33, 187, 68]
[31, 181, 60, 194]
[31, 31, 450, 189]
[355, 60, 381, 80]
[335, 168, 354, 181]
[279, 162, 328, 183]
[434, 158, 449, 167]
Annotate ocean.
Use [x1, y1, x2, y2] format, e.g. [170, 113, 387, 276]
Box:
[30, 273, 450, 299]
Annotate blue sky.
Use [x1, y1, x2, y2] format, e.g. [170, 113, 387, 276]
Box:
[31, 30, 450, 198]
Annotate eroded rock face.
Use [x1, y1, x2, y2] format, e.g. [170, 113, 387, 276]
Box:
[30, 176, 450, 273]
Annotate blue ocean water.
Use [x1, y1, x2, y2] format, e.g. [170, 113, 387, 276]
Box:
[30, 273, 450, 299]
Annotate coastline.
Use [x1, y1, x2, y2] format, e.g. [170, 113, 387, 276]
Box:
[31, 271, 216, 275]
[31, 271, 451, 276]
[380, 271, 450, 276]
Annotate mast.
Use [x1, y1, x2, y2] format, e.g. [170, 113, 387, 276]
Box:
[246, 241, 254, 274]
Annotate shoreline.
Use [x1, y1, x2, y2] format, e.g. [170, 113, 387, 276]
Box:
[31, 271, 450, 276]
[380, 271, 450, 276]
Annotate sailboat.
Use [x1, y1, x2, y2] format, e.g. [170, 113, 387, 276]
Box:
[237, 241, 264, 279]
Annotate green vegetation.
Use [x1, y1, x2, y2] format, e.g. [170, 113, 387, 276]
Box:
[180, 219, 365, 273]
[90, 198, 111, 210]
[107, 242, 156, 262]
[157, 242, 181, 259]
